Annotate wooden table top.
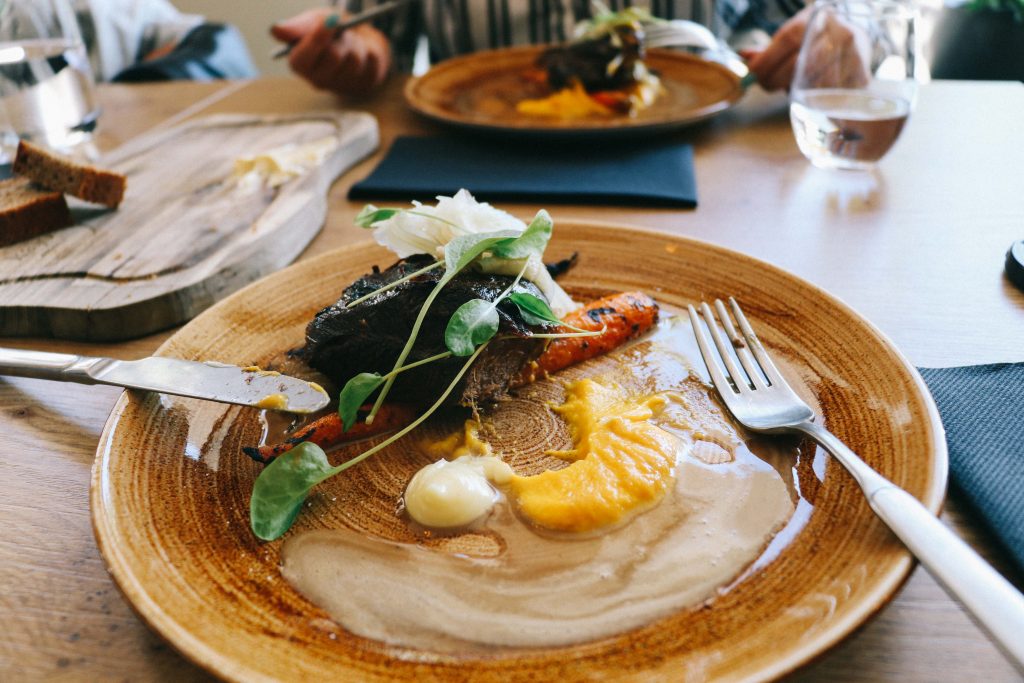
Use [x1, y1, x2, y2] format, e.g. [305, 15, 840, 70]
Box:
[2, 75, 1023, 682]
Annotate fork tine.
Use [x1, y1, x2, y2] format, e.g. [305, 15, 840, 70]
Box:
[687, 305, 735, 394]
[699, 301, 753, 392]
[728, 297, 785, 386]
[713, 299, 768, 390]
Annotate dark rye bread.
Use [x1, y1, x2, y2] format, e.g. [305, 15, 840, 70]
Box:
[13, 140, 126, 208]
[0, 177, 72, 247]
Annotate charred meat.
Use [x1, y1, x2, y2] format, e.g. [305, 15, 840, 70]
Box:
[298, 254, 548, 409]
[538, 23, 645, 92]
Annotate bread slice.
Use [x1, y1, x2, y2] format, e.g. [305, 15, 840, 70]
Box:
[0, 177, 72, 247]
[13, 140, 126, 208]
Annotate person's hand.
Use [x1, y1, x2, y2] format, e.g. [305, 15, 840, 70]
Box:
[271, 9, 391, 97]
[739, 7, 812, 92]
[741, 6, 868, 92]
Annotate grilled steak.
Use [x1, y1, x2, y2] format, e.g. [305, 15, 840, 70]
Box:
[299, 254, 548, 409]
[538, 24, 645, 92]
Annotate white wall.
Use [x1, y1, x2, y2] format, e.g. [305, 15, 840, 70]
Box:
[173, 0, 315, 76]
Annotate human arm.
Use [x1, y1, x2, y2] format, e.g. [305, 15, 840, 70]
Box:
[271, 8, 392, 97]
[739, 7, 813, 92]
[741, 5, 867, 92]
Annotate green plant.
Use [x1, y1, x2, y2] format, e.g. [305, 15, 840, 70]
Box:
[966, 0, 1024, 23]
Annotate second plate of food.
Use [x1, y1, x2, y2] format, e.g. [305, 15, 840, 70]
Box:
[405, 46, 744, 138]
[92, 219, 945, 681]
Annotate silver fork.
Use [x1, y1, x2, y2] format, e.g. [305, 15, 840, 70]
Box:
[688, 298, 1024, 672]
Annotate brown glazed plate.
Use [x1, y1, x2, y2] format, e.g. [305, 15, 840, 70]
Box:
[92, 222, 946, 682]
[404, 46, 744, 138]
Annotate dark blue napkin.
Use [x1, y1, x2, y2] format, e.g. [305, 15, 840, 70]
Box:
[349, 136, 697, 208]
[919, 363, 1024, 572]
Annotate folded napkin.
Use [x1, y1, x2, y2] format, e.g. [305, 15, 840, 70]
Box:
[349, 136, 697, 208]
[919, 363, 1024, 572]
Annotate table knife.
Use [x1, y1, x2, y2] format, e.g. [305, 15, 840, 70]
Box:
[0, 347, 330, 414]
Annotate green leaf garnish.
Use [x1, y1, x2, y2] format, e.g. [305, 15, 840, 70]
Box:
[250, 442, 334, 541]
[445, 258, 532, 356]
[445, 299, 500, 356]
[444, 229, 523, 273]
[506, 293, 603, 337]
[506, 292, 561, 327]
[365, 229, 522, 423]
[337, 372, 385, 431]
[491, 210, 553, 261]
[344, 260, 443, 310]
[252, 343, 491, 540]
[355, 205, 400, 228]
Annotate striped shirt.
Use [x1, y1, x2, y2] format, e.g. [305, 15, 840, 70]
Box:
[345, 0, 803, 67]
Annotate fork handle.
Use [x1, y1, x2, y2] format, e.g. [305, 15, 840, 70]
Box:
[799, 421, 1024, 673]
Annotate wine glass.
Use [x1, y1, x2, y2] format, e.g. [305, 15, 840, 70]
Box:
[0, 0, 100, 160]
[789, 0, 918, 171]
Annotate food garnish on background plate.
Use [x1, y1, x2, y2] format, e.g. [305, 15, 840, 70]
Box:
[517, 6, 665, 119]
[239, 190, 799, 652]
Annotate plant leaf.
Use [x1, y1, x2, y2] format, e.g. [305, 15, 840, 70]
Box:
[507, 292, 561, 327]
[445, 299, 500, 356]
[443, 229, 523, 274]
[337, 372, 385, 431]
[491, 210, 553, 260]
[355, 205, 400, 229]
[250, 442, 333, 541]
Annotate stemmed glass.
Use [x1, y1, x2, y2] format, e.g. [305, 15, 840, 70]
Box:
[789, 0, 918, 171]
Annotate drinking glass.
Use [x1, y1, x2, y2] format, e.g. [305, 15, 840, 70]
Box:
[789, 0, 918, 171]
[0, 0, 100, 159]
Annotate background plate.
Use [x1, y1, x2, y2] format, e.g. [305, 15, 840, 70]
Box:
[404, 47, 743, 138]
[92, 222, 946, 682]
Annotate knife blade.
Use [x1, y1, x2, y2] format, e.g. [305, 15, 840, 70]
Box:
[0, 347, 330, 414]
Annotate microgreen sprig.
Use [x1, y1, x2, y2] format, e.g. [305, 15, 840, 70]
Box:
[250, 343, 490, 540]
[250, 206, 591, 541]
[337, 351, 451, 431]
[355, 205, 463, 231]
[444, 260, 530, 356]
[343, 260, 443, 310]
[364, 228, 524, 424]
[506, 292, 605, 337]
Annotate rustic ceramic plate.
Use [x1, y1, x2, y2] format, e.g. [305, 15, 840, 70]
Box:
[92, 222, 946, 682]
[404, 46, 743, 138]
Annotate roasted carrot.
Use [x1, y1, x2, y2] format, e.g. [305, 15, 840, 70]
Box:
[516, 291, 659, 385]
[243, 403, 417, 464]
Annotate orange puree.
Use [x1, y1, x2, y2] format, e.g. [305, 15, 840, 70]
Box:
[515, 82, 613, 119]
[510, 379, 679, 532]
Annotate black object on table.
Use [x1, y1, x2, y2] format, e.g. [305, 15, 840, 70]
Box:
[349, 135, 698, 208]
[1006, 241, 1024, 293]
[920, 364, 1024, 573]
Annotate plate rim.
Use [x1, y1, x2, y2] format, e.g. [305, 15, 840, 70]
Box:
[91, 220, 948, 682]
[403, 45, 744, 138]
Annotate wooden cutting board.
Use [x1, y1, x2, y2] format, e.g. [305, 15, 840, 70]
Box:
[0, 111, 379, 341]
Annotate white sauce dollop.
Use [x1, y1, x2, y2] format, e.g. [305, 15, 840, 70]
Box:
[404, 455, 513, 528]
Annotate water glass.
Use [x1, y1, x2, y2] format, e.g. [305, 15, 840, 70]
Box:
[0, 0, 100, 159]
[789, 0, 918, 171]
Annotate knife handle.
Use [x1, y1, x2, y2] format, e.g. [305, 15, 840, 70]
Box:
[0, 347, 108, 384]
